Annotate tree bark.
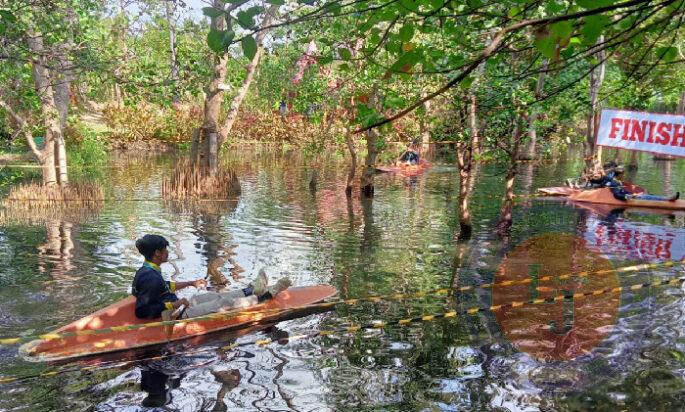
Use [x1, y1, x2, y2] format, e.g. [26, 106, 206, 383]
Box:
[218, 5, 277, 146]
[165, 0, 180, 103]
[520, 60, 548, 160]
[420, 92, 431, 152]
[457, 141, 473, 239]
[361, 87, 381, 197]
[27, 30, 63, 187]
[496, 117, 523, 236]
[361, 127, 378, 197]
[345, 130, 357, 197]
[200, 0, 230, 170]
[584, 36, 606, 173]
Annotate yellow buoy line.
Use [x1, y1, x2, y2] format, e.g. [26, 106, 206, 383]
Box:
[2, 274, 685, 385]
[0, 258, 682, 347]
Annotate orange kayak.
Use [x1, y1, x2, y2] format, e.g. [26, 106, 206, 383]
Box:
[20, 285, 337, 362]
[568, 188, 685, 211]
[537, 182, 644, 197]
[376, 160, 431, 177]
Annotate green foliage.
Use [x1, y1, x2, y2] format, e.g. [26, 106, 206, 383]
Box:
[66, 125, 109, 172]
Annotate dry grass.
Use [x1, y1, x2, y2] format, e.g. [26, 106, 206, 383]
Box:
[0, 182, 104, 225]
[162, 161, 241, 201]
[163, 199, 239, 216]
[3, 182, 104, 205]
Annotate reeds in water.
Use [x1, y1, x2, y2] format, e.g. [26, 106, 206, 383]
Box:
[0, 182, 104, 224]
[162, 161, 241, 200]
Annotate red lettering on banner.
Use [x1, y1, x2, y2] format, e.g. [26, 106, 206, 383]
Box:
[671, 124, 685, 147]
[622, 119, 631, 140]
[629, 120, 647, 142]
[609, 118, 623, 139]
[656, 122, 672, 145]
[647, 121, 657, 143]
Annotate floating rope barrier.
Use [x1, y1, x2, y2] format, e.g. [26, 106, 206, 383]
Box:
[2, 274, 685, 386]
[1, 258, 682, 347]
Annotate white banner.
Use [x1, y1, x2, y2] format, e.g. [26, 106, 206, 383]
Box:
[597, 109, 685, 158]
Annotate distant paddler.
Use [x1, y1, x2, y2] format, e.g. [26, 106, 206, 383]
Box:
[396, 140, 420, 166]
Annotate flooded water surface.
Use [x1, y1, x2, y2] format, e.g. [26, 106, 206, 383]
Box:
[2, 148, 685, 411]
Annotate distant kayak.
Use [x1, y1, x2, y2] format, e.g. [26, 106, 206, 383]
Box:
[568, 188, 685, 211]
[20, 285, 337, 362]
[537, 182, 645, 197]
[376, 160, 431, 177]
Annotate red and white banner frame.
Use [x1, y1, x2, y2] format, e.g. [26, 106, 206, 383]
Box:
[596, 109, 685, 158]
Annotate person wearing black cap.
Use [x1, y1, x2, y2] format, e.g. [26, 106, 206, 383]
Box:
[606, 166, 679, 201]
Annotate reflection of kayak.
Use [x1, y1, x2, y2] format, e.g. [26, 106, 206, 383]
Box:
[376, 160, 431, 176]
[568, 198, 684, 216]
[568, 188, 685, 211]
[538, 182, 644, 197]
[20, 285, 337, 362]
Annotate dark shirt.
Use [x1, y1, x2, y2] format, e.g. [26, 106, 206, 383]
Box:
[604, 177, 632, 201]
[588, 171, 615, 188]
[399, 150, 419, 165]
[131, 262, 178, 319]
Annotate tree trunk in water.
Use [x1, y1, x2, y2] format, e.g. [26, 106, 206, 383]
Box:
[361, 128, 378, 197]
[165, 0, 179, 103]
[420, 94, 431, 152]
[345, 131, 357, 197]
[496, 118, 523, 236]
[218, 5, 277, 147]
[457, 142, 473, 240]
[584, 36, 606, 173]
[520, 60, 548, 160]
[662, 160, 673, 196]
[361, 87, 381, 197]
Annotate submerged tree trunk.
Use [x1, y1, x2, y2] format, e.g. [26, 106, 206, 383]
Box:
[361, 88, 381, 197]
[457, 141, 474, 239]
[520, 60, 548, 160]
[584, 36, 606, 173]
[218, 5, 277, 146]
[496, 117, 523, 236]
[165, 0, 179, 103]
[361, 127, 378, 197]
[345, 131, 357, 197]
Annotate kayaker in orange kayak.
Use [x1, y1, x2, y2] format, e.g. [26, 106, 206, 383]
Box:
[132, 235, 206, 319]
[606, 166, 679, 201]
[396, 141, 420, 166]
[132, 234, 292, 321]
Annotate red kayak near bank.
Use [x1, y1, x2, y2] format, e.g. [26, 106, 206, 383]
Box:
[20, 285, 337, 362]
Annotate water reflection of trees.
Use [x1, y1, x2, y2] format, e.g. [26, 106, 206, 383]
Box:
[164, 199, 240, 287]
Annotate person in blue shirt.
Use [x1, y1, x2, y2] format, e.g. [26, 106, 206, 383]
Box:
[132, 235, 206, 319]
[132, 235, 292, 321]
